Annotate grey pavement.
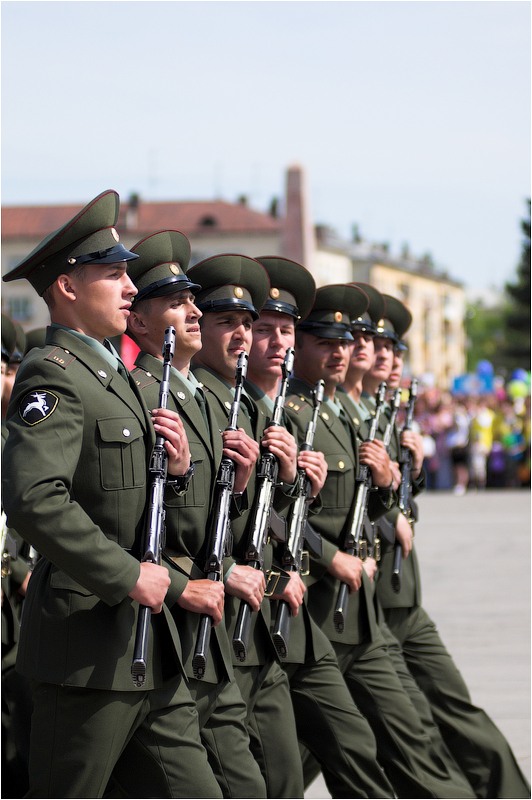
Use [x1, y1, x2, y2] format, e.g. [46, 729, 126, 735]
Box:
[305, 488, 531, 799]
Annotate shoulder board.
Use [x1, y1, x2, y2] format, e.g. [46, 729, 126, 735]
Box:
[43, 347, 77, 370]
[286, 394, 311, 414]
[131, 367, 157, 390]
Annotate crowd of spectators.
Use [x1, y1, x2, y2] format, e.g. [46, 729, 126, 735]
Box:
[406, 381, 530, 493]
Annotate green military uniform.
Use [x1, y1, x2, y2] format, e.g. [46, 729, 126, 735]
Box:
[246, 260, 397, 799]
[286, 285, 475, 799]
[371, 296, 531, 799]
[123, 230, 266, 798]
[187, 255, 304, 798]
[1, 193, 223, 799]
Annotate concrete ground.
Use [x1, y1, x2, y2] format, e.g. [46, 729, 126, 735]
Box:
[305, 488, 531, 799]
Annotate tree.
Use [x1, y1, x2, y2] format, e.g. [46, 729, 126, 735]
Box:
[502, 199, 531, 370]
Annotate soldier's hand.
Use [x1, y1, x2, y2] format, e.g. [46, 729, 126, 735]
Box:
[390, 460, 402, 491]
[222, 428, 259, 494]
[363, 556, 378, 582]
[177, 579, 225, 625]
[400, 430, 425, 478]
[151, 408, 192, 476]
[128, 562, 170, 613]
[359, 440, 393, 488]
[271, 571, 306, 616]
[298, 450, 328, 497]
[395, 512, 413, 558]
[262, 426, 297, 484]
[224, 564, 265, 611]
[329, 550, 363, 592]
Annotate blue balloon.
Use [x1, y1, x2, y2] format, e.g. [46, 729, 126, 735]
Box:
[511, 368, 529, 383]
[477, 360, 494, 376]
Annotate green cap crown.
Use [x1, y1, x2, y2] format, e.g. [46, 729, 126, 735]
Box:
[256, 256, 316, 320]
[297, 284, 369, 341]
[128, 230, 198, 303]
[187, 254, 269, 321]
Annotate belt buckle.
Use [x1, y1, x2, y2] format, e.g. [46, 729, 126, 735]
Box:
[265, 569, 281, 597]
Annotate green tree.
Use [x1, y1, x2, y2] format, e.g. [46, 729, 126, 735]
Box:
[502, 199, 531, 370]
[465, 301, 506, 374]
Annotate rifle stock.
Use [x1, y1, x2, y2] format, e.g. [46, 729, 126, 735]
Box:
[232, 348, 294, 662]
[192, 352, 248, 679]
[131, 326, 175, 688]
[271, 379, 324, 659]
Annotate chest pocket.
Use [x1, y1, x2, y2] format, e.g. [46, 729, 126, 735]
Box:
[322, 451, 356, 510]
[97, 417, 145, 490]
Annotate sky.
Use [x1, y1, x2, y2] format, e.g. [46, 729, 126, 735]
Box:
[1, 0, 530, 292]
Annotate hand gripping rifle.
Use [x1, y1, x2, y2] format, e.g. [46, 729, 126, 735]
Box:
[392, 378, 419, 593]
[131, 326, 175, 687]
[193, 351, 248, 679]
[333, 381, 387, 633]
[373, 388, 403, 561]
[232, 348, 294, 662]
[271, 379, 324, 659]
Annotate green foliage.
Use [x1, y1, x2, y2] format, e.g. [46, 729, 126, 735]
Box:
[465, 301, 507, 374]
[502, 199, 531, 369]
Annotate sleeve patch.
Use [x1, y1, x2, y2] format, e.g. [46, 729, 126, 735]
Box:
[18, 390, 59, 425]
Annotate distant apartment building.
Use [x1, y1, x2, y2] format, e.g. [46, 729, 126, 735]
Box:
[1, 164, 465, 387]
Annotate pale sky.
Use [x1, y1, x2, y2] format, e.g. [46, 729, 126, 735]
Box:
[1, 0, 530, 291]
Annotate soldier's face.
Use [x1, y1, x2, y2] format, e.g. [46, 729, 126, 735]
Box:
[129, 291, 202, 366]
[388, 350, 404, 388]
[65, 263, 137, 341]
[348, 331, 375, 374]
[295, 333, 352, 395]
[196, 310, 253, 382]
[248, 311, 295, 386]
[368, 337, 395, 382]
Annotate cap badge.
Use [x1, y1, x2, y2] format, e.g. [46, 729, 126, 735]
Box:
[111, 228, 120, 242]
[270, 287, 280, 299]
[377, 319, 385, 328]
[234, 286, 244, 299]
[334, 311, 343, 323]
[170, 264, 180, 275]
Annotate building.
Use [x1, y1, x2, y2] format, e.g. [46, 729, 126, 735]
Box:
[1, 164, 465, 387]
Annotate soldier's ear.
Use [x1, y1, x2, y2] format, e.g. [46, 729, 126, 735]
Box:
[127, 309, 147, 337]
[56, 274, 77, 302]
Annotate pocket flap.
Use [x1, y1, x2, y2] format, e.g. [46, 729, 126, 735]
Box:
[97, 417, 143, 444]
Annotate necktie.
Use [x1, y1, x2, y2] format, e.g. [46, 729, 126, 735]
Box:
[195, 386, 209, 427]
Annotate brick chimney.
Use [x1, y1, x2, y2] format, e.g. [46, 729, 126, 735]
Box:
[281, 164, 316, 268]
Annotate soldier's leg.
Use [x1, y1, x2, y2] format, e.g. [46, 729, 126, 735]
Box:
[388, 605, 531, 799]
[234, 660, 304, 799]
[335, 635, 475, 799]
[286, 649, 395, 798]
[191, 677, 267, 799]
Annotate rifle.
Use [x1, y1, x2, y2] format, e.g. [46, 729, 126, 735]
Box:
[232, 348, 295, 662]
[333, 382, 387, 633]
[271, 380, 324, 659]
[193, 351, 248, 679]
[373, 388, 403, 561]
[392, 378, 419, 593]
[131, 326, 175, 687]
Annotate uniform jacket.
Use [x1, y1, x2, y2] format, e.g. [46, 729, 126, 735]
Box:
[284, 378, 392, 646]
[2, 327, 182, 690]
[132, 352, 233, 683]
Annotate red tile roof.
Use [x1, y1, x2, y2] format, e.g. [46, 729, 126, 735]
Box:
[1, 199, 282, 240]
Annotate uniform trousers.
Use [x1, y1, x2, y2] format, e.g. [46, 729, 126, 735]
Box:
[285, 648, 394, 798]
[333, 630, 476, 799]
[190, 675, 267, 798]
[233, 660, 304, 799]
[385, 604, 531, 799]
[29, 677, 223, 799]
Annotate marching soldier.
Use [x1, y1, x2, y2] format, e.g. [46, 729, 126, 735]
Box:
[1, 192, 224, 799]
[124, 230, 267, 798]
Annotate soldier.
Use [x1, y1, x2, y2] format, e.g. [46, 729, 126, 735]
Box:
[246, 257, 396, 798]
[366, 294, 531, 800]
[1, 192, 224, 799]
[187, 254, 305, 798]
[285, 285, 475, 798]
[124, 230, 267, 798]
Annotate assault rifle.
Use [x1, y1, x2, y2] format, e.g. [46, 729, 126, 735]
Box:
[232, 348, 295, 662]
[193, 352, 248, 679]
[392, 378, 419, 593]
[271, 380, 324, 659]
[333, 382, 386, 633]
[131, 325, 175, 687]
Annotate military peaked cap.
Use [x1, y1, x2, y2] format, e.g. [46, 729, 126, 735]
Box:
[347, 283, 385, 335]
[187, 254, 269, 321]
[24, 327, 48, 356]
[128, 230, 199, 303]
[376, 295, 413, 348]
[256, 256, 316, 320]
[2, 190, 138, 295]
[297, 284, 369, 341]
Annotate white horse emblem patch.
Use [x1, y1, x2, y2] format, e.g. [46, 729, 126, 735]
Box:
[19, 390, 59, 425]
